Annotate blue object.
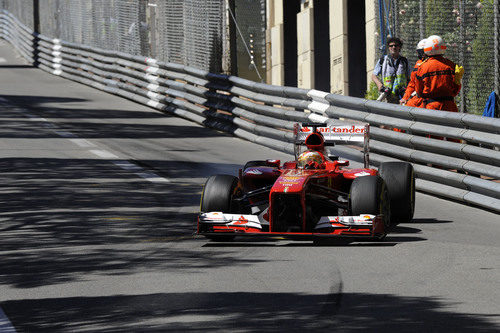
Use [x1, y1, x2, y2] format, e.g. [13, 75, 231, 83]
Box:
[378, 0, 392, 55]
[482, 91, 497, 118]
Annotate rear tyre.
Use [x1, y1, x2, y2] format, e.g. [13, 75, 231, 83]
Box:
[200, 175, 239, 241]
[378, 162, 415, 225]
[349, 175, 390, 232]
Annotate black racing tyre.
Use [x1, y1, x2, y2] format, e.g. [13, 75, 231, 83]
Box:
[200, 175, 239, 241]
[349, 175, 390, 230]
[200, 175, 239, 213]
[243, 160, 268, 170]
[378, 162, 415, 225]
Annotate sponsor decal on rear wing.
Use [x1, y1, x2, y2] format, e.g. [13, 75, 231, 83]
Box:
[294, 122, 370, 168]
[296, 124, 368, 142]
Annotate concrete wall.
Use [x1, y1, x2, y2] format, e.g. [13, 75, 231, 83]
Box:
[365, 0, 377, 90]
[329, 0, 348, 95]
[266, 0, 284, 85]
[297, 1, 314, 88]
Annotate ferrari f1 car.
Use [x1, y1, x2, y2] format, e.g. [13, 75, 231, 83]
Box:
[198, 122, 415, 242]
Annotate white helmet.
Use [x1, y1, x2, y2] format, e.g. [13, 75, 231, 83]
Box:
[424, 35, 446, 55]
[416, 38, 427, 59]
[417, 39, 427, 50]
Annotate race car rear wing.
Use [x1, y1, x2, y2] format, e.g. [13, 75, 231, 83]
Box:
[294, 122, 370, 168]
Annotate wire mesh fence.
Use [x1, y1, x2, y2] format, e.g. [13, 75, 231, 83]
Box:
[0, 0, 33, 29]
[155, 0, 224, 72]
[231, 0, 267, 82]
[375, 0, 499, 114]
[4, 0, 496, 114]
[1, 0, 224, 73]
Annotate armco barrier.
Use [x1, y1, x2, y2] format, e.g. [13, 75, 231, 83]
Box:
[1, 9, 499, 213]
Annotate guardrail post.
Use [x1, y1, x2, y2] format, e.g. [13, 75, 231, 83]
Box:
[33, 0, 40, 67]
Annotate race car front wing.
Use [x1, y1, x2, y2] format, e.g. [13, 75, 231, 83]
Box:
[198, 212, 386, 239]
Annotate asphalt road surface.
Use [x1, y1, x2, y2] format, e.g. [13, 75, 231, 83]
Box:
[0, 42, 499, 332]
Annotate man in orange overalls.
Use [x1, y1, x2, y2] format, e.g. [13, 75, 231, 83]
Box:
[400, 39, 427, 107]
[415, 35, 461, 112]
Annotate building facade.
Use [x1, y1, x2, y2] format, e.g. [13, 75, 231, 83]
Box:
[265, 0, 376, 97]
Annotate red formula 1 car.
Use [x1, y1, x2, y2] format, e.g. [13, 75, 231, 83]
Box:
[198, 122, 415, 242]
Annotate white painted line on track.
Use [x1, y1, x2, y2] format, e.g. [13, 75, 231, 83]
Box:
[0, 307, 16, 333]
[4, 102, 170, 184]
[70, 138, 95, 147]
[113, 161, 170, 183]
[89, 149, 120, 159]
[136, 172, 170, 183]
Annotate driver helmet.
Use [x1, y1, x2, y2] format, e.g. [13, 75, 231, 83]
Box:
[297, 150, 323, 168]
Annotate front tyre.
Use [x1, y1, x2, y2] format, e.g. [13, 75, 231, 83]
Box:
[378, 162, 415, 225]
[200, 175, 239, 241]
[349, 175, 390, 234]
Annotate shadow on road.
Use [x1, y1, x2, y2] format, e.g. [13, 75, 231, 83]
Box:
[2, 292, 498, 332]
[200, 223, 426, 248]
[0, 94, 228, 139]
[412, 218, 454, 224]
[0, 65, 35, 69]
[0, 156, 249, 289]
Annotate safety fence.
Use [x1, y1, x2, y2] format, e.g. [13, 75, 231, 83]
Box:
[1, 9, 499, 213]
[0, 0, 224, 73]
[375, 0, 500, 114]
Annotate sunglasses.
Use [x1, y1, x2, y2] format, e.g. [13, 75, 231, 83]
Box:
[388, 44, 401, 48]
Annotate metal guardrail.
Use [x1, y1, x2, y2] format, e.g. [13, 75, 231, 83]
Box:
[1, 9, 499, 213]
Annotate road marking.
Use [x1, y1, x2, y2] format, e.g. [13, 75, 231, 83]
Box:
[113, 161, 169, 183]
[136, 172, 170, 183]
[89, 149, 119, 159]
[70, 138, 95, 147]
[0, 57, 6, 63]
[0, 307, 16, 333]
[6, 103, 170, 184]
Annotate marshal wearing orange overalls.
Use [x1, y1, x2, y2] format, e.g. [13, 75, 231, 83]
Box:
[415, 35, 461, 112]
[401, 39, 427, 108]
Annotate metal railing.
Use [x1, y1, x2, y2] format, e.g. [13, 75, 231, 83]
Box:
[1, 9, 499, 213]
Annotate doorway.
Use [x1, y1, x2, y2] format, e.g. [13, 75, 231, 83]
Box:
[347, 0, 366, 97]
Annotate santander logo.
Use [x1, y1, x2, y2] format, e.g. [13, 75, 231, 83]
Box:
[301, 126, 365, 134]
